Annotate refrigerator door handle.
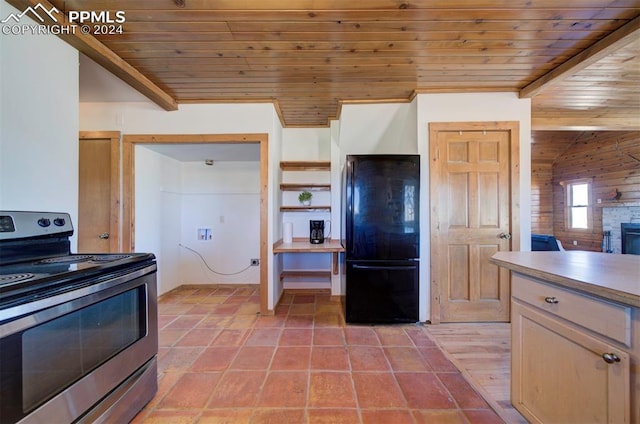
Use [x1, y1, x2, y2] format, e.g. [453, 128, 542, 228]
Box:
[352, 264, 417, 271]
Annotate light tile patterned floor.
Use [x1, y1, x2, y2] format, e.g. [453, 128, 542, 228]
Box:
[132, 285, 507, 424]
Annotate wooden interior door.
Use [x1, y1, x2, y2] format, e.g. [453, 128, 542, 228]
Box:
[78, 132, 120, 253]
[430, 122, 519, 323]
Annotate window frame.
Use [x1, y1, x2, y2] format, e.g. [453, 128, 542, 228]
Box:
[562, 178, 594, 232]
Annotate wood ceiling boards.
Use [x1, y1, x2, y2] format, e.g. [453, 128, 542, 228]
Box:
[9, 0, 640, 128]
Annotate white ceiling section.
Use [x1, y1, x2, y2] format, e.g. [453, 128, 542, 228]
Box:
[140, 143, 260, 163]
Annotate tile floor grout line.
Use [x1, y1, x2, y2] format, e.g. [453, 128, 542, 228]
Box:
[139, 285, 510, 423]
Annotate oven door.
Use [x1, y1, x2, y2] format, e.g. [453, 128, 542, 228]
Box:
[0, 264, 157, 424]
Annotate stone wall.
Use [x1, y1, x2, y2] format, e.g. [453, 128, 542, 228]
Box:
[602, 206, 640, 254]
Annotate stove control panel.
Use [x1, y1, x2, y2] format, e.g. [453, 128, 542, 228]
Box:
[0, 211, 73, 240]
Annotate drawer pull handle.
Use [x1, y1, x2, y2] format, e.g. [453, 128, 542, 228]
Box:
[544, 296, 559, 304]
[602, 353, 621, 364]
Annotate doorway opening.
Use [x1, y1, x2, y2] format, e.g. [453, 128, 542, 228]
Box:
[122, 134, 269, 314]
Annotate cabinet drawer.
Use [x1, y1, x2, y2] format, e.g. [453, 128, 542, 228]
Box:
[511, 273, 631, 346]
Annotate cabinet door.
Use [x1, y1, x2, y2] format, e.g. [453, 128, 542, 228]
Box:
[511, 300, 630, 424]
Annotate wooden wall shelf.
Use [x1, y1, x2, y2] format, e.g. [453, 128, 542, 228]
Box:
[280, 206, 331, 212]
[280, 161, 331, 171]
[280, 183, 330, 191]
[279, 270, 331, 282]
[277, 162, 336, 291]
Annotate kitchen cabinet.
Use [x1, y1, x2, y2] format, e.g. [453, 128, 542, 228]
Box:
[511, 274, 630, 424]
[491, 251, 639, 424]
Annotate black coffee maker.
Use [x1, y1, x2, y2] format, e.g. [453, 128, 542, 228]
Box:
[309, 220, 324, 244]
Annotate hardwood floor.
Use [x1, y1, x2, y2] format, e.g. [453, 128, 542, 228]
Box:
[424, 323, 528, 424]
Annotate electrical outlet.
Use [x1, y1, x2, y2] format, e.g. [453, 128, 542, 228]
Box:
[250, 258, 260, 266]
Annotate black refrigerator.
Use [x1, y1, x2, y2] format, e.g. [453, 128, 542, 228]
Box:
[342, 155, 419, 324]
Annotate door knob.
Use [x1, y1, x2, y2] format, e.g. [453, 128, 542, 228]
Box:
[498, 232, 512, 240]
[98, 232, 110, 239]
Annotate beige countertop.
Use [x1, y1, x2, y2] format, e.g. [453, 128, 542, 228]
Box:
[491, 251, 640, 308]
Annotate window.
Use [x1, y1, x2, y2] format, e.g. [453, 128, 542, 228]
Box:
[565, 180, 592, 230]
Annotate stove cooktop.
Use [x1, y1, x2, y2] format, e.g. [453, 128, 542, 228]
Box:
[0, 212, 156, 308]
[0, 253, 156, 298]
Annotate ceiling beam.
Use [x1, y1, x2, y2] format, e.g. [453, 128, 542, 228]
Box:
[531, 115, 640, 131]
[520, 15, 640, 99]
[4, 0, 178, 111]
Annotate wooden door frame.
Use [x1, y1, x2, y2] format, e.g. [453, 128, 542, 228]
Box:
[79, 131, 121, 252]
[122, 133, 269, 314]
[429, 121, 520, 324]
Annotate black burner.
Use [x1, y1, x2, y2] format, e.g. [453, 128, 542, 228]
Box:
[91, 255, 132, 263]
[38, 255, 94, 265]
[0, 273, 35, 285]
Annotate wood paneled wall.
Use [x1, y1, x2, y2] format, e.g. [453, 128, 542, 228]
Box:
[531, 163, 553, 234]
[550, 131, 640, 251]
[530, 131, 577, 236]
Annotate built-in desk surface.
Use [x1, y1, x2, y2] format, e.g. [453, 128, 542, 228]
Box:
[273, 238, 344, 278]
[273, 238, 344, 253]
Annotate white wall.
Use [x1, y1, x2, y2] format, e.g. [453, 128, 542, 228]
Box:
[179, 161, 260, 285]
[338, 102, 418, 158]
[80, 102, 276, 134]
[281, 127, 331, 161]
[416, 92, 532, 321]
[135, 152, 261, 296]
[135, 146, 182, 295]
[269, 114, 284, 306]
[0, 3, 79, 247]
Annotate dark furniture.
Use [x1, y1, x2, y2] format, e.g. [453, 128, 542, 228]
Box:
[531, 234, 560, 251]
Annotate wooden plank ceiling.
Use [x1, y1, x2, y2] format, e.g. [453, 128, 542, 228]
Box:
[10, 0, 640, 128]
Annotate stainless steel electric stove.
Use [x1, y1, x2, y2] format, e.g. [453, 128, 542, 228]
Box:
[0, 210, 158, 424]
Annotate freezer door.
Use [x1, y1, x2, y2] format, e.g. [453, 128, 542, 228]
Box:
[345, 155, 419, 260]
[345, 261, 418, 324]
